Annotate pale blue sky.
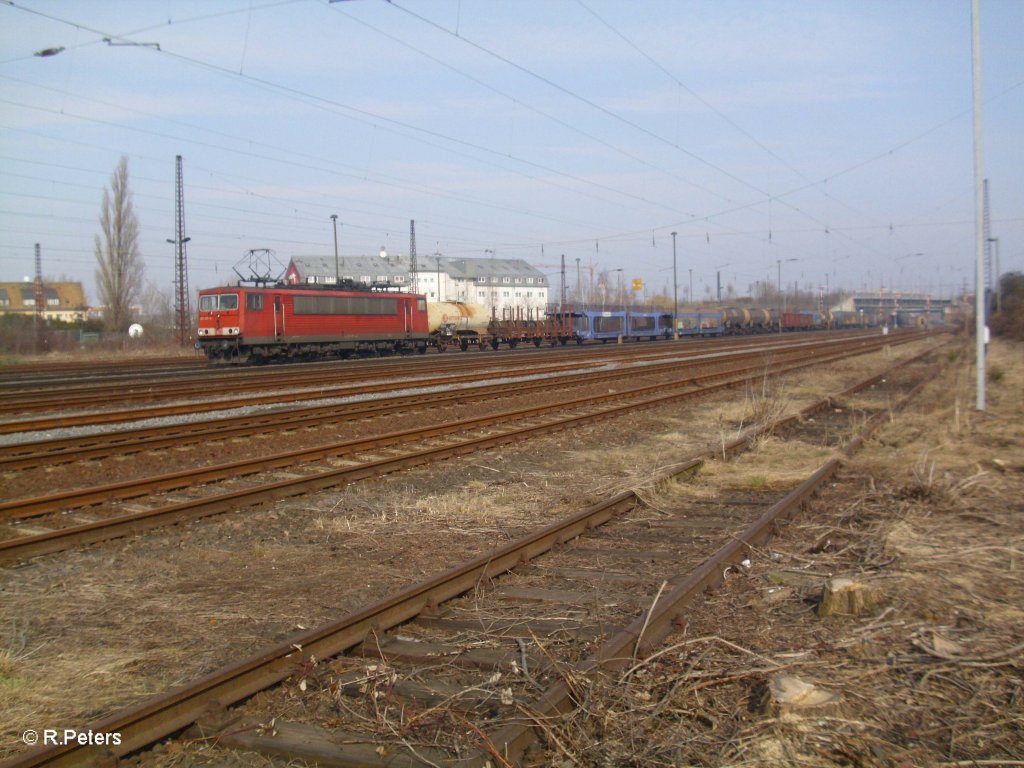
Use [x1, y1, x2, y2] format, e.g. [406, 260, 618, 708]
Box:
[1, 0, 1021, 304]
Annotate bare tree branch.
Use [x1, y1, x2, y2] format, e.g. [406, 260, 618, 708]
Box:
[94, 156, 144, 331]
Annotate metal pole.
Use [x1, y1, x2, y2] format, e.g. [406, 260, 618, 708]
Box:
[777, 259, 782, 333]
[560, 254, 566, 312]
[331, 215, 339, 283]
[995, 237, 1001, 313]
[971, 0, 986, 410]
[671, 232, 678, 339]
[575, 257, 581, 307]
[988, 237, 1001, 313]
[688, 268, 692, 305]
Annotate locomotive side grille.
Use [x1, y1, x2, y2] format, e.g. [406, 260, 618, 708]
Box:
[294, 295, 398, 316]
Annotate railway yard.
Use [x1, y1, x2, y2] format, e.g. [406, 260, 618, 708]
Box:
[1, 331, 1021, 768]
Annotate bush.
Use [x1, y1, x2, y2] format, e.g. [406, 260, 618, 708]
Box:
[990, 271, 1024, 341]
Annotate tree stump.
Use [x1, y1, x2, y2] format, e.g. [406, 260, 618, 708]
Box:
[759, 674, 842, 718]
[817, 577, 884, 618]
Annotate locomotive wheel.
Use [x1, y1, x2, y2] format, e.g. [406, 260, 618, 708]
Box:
[534, 338, 542, 347]
[460, 339, 469, 352]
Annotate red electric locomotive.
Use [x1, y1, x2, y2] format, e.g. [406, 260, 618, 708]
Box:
[196, 283, 430, 363]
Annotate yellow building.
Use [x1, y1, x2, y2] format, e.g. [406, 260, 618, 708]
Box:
[0, 281, 89, 322]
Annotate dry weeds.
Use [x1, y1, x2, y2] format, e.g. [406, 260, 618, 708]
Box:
[539, 339, 1023, 767]
[0, 336, 955, 761]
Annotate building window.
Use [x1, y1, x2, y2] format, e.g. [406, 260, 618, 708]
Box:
[502, 276, 511, 284]
[502, 291, 510, 297]
[478, 291, 485, 299]
[477, 276, 486, 283]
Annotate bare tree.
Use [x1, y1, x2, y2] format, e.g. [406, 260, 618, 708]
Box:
[95, 156, 144, 331]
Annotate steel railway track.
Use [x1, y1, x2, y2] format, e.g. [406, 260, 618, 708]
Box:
[0, 334, 891, 469]
[0, 337, 932, 564]
[0, 331, 899, 430]
[0, 341, 941, 768]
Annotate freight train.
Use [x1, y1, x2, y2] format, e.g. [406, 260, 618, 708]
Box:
[195, 282, 869, 363]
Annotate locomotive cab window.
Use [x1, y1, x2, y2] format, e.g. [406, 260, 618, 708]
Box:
[246, 294, 264, 311]
[199, 293, 239, 311]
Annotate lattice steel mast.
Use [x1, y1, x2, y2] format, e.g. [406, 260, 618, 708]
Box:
[34, 243, 44, 353]
[409, 219, 418, 294]
[169, 155, 191, 346]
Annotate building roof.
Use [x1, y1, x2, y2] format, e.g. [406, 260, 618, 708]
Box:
[435, 256, 544, 281]
[287, 254, 546, 284]
[288, 254, 412, 281]
[0, 281, 87, 310]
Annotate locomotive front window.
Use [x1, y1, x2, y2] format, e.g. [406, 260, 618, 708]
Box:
[199, 293, 239, 311]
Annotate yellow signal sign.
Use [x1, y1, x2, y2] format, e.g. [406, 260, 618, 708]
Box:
[632, 278, 643, 291]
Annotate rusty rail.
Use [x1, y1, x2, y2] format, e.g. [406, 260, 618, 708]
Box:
[0, 345, 943, 767]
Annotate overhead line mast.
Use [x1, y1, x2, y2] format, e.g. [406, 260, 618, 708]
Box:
[169, 155, 191, 347]
[34, 242, 44, 354]
[409, 220, 418, 295]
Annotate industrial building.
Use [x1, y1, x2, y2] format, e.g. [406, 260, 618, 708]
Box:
[285, 253, 550, 319]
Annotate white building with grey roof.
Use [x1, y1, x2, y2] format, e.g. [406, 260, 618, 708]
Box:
[285, 252, 550, 319]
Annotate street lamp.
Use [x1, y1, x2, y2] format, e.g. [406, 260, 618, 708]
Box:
[330, 215, 339, 283]
[484, 249, 495, 316]
[671, 232, 678, 340]
[602, 268, 623, 311]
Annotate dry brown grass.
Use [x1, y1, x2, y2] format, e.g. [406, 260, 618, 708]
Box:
[0, 336, 952, 761]
[538, 338, 1024, 767]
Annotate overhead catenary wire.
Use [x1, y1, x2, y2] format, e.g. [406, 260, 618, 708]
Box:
[0, 1, 1015, 295]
